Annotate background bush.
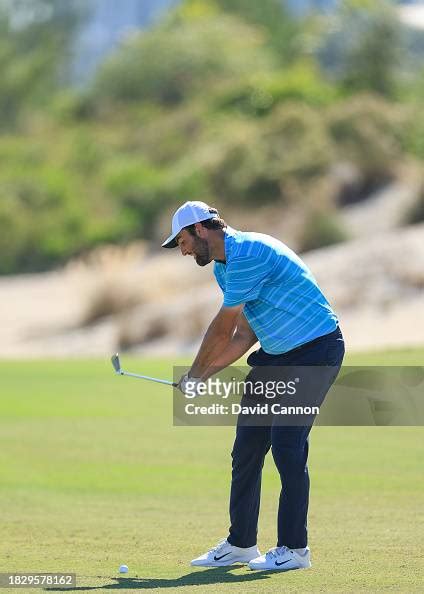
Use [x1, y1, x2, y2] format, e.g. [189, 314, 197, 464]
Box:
[0, 0, 423, 273]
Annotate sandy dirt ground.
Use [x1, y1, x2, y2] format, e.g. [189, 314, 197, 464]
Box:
[1, 223, 423, 358]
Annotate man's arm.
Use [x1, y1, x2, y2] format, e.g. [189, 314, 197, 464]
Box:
[202, 313, 258, 380]
[189, 304, 244, 379]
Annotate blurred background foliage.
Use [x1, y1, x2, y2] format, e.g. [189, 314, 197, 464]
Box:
[0, 0, 423, 274]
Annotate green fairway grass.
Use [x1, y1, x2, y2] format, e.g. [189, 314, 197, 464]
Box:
[346, 347, 424, 366]
[0, 350, 423, 593]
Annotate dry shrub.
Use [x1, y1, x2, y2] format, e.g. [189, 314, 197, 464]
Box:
[73, 241, 214, 327]
[118, 313, 170, 349]
[327, 95, 405, 202]
[117, 286, 221, 350]
[403, 184, 424, 226]
[81, 281, 142, 325]
[67, 242, 148, 325]
[299, 208, 349, 253]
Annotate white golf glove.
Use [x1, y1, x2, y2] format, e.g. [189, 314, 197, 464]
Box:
[178, 373, 205, 398]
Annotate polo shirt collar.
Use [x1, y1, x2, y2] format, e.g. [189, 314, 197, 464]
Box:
[223, 225, 238, 263]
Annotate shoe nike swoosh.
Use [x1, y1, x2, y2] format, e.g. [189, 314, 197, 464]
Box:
[275, 559, 291, 566]
[214, 552, 231, 561]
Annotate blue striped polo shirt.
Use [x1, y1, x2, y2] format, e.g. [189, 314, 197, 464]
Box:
[213, 226, 338, 355]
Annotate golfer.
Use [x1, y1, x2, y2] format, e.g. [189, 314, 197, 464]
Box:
[162, 201, 345, 571]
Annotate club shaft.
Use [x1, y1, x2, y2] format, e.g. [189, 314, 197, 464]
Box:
[120, 370, 176, 386]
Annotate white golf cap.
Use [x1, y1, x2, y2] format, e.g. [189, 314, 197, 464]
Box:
[162, 201, 217, 248]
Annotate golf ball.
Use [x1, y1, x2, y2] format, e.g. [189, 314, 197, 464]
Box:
[119, 564, 128, 574]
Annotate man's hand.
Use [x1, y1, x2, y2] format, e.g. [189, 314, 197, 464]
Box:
[177, 373, 205, 398]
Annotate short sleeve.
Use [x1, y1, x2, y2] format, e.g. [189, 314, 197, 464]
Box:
[223, 255, 272, 306]
[213, 263, 226, 295]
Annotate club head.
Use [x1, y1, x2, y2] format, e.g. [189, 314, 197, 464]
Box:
[111, 353, 122, 375]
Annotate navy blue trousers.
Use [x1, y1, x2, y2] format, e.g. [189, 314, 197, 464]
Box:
[227, 326, 345, 549]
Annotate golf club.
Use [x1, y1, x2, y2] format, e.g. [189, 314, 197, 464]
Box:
[111, 353, 178, 387]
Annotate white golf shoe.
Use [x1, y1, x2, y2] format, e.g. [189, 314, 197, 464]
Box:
[191, 539, 261, 567]
[249, 545, 311, 571]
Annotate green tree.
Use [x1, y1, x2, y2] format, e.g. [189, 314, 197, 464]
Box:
[318, 0, 403, 98]
[93, 11, 277, 106]
[206, 0, 301, 63]
[0, 0, 86, 126]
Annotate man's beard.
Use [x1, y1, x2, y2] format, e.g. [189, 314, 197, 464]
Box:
[192, 236, 211, 267]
